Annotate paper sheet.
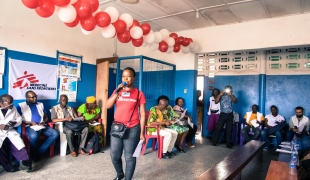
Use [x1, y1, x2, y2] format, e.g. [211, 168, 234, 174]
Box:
[279, 145, 291, 149]
[89, 122, 100, 126]
[132, 140, 144, 157]
[30, 125, 46, 131]
[73, 117, 83, 121]
[173, 108, 188, 124]
[250, 120, 260, 128]
[281, 142, 291, 145]
[187, 118, 194, 128]
[276, 149, 292, 154]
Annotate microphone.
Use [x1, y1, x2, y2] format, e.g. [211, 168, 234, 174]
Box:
[116, 82, 127, 94]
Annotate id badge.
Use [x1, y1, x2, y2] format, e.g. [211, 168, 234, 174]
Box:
[122, 92, 130, 97]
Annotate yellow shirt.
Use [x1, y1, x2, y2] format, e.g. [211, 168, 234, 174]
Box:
[243, 113, 265, 126]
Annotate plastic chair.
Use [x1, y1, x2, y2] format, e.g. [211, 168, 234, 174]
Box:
[22, 122, 55, 158]
[239, 123, 262, 146]
[141, 125, 164, 159]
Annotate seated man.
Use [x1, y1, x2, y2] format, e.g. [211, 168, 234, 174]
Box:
[261, 105, 286, 151]
[241, 104, 265, 143]
[17, 90, 59, 161]
[147, 95, 178, 159]
[51, 94, 88, 157]
[0, 94, 32, 172]
[285, 106, 309, 141]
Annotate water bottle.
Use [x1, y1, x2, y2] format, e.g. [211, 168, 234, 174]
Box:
[289, 160, 297, 175]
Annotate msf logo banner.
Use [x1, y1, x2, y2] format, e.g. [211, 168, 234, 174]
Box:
[9, 59, 58, 100]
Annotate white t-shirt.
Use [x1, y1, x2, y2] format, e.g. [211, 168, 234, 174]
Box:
[265, 114, 284, 127]
[208, 96, 220, 115]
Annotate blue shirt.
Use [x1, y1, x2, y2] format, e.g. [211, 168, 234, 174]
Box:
[220, 94, 233, 113]
[16, 102, 45, 124]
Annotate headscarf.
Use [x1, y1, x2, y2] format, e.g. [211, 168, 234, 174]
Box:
[86, 96, 96, 103]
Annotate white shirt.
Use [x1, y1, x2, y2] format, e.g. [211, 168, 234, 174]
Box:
[265, 114, 284, 127]
[208, 96, 220, 115]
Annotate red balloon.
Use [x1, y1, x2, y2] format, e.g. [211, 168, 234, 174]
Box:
[177, 36, 184, 45]
[169, 33, 178, 40]
[86, 0, 99, 12]
[95, 12, 111, 28]
[183, 38, 190, 46]
[65, 15, 79, 27]
[112, 19, 127, 34]
[173, 44, 181, 53]
[74, 0, 92, 18]
[117, 30, 131, 43]
[132, 37, 143, 47]
[22, 0, 40, 9]
[140, 23, 151, 35]
[35, 0, 55, 18]
[189, 38, 193, 42]
[158, 41, 168, 52]
[80, 15, 96, 31]
[129, 19, 140, 29]
[52, 0, 70, 7]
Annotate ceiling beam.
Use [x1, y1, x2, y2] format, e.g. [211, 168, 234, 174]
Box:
[260, 0, 272, 18]
[182, 0, 217, 26]
[222, 0, 242, 23]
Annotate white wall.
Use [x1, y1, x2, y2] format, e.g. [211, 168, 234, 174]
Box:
[0, 1, 134, 65]
[135, 13, 310, 70]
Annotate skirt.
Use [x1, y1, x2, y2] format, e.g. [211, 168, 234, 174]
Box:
[207, 113, 220, 132]
[170, 124, 189, 134]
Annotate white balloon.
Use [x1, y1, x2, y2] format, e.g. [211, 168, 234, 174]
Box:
[101, 24, 116, 38]
[130, 26, 143, 39]
[58, 5, 76, 23]
[104, 7, 119, 23]
[166, 37, 175, 47]
[190, 44, 199, 53]
[154, 32, 162, 43]
[148, 43, 158, 51]
[70, 0, 78, 4]
[142, 42, 148, 47]
[189, 42, 196, 49]
[119, 13, 133, 28]
[144, 30, 155, 44]
[92, 7, 101, 16]
[166, 47, 173, 54]
[81, 27, 94, 35]
[160, 29, 170, 40]
[181, 46, 190, 54]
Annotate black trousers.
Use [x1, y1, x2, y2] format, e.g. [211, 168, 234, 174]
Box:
[213, 112, 234, 146]
[186, 124, 197, 143]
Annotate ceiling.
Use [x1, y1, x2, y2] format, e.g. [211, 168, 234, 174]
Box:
[99, 0, 310, 32]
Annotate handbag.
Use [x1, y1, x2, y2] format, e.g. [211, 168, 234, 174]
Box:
[65, 121, 88, 132]
[110, 91, 140, 138]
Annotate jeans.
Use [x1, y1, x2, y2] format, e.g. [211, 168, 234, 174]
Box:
[261, 129, 283, 148]
[241, 125, 260, 143]
[110, 124, 140, 180]
[26, 125, 59, 156]
[285, 131, 308, 141]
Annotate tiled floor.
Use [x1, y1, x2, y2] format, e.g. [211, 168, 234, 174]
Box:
[0, 135, 278, 180]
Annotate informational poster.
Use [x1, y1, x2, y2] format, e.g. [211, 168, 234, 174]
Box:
[0, 48, 5, 75]
[59, 77, 77, 102]
[0, 75, 2, 89]
[9, 59, 58, 100]
[57, 51, 82, 80]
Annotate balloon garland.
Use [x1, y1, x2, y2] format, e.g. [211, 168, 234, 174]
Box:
[21, 0, 199, 53]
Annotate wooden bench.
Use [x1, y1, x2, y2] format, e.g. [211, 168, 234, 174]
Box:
[265, 160, 297, 180]
[197, 140, 265, 180]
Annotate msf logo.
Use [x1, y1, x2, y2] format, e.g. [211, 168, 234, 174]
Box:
[13, 71, 39, 89]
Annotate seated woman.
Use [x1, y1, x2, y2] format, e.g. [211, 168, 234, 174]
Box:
[173, 97, 197, 148]
[157, 95, 189, 153]
[77, 96, 103, 146]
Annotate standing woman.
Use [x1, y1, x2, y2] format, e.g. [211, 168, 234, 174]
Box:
[207, 88, 220, 139]
[106, 67, 146, 180]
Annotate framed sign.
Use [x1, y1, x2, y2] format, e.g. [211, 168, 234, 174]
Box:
[57, 51, 82, 80]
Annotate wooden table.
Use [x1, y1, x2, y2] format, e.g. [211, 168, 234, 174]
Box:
[265, 160, 297, 180]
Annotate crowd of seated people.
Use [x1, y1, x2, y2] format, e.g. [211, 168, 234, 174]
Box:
[0, 91, 103, 172]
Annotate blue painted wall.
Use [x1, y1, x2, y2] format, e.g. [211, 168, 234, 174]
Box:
[202, 74, 310, 137]
[265, 75, 310, 121]
[202, 75, 260, 137]
[0, 50, 96, 119]
[175, 70, 197, 124]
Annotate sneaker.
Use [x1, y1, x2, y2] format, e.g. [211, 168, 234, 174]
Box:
[167, 151, 176, 156]
[19, 160, 33, 173]
[162, 153, 171, 159]
[263, 147, 269, 151]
